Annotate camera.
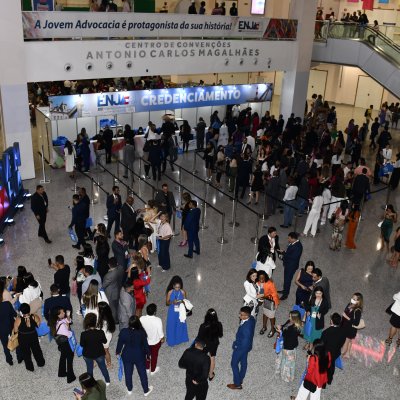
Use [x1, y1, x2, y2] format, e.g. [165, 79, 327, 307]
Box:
[64, 63, 72, 72]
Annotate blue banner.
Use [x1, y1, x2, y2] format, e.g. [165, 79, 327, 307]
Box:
[48, 84, 273, 120]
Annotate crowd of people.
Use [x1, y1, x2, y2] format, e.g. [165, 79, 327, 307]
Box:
[3, 88, 400, 399]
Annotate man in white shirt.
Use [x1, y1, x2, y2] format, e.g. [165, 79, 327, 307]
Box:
[281, 177, 298, 228]
[383, 144, 393, 164]
[140, 303, 165, 375]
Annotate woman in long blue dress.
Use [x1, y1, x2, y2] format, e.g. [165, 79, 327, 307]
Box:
[165, 276, 189, 347]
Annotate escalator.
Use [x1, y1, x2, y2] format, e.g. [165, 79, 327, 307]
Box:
[312, 23, 400, 98]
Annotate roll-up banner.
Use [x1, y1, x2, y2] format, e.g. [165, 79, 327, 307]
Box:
[22, 12, 297, 40]
[48, 84, 273, 120]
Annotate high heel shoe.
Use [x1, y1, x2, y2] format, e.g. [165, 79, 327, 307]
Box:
[208, 372, 215, 381]
[385, 337, 393, 345]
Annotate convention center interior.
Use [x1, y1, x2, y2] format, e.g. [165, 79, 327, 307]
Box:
[1, 0, 400, 399]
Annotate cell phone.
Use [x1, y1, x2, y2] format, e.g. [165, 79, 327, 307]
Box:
[73, 388, 84, 396]
[48, 258, 52, 266]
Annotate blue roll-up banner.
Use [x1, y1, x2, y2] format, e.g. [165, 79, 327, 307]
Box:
[48, 83, 273, 120]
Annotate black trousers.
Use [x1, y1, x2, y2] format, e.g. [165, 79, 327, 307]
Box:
[185, 377, 208, 400]
[19, 336, 45, 371]
[0, 332, 13, 363]
[283, 266, 297, 296]
[105, 146, 112, 163]
[151, 164, 162, 181]
[106, 214, 120, 235]
[75, 222, 86, 247]
[58, 341, 75, 381]
[37, 214, 48, 240]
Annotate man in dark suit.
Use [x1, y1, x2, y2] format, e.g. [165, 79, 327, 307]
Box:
[240, 137, 251, 156]
[106, 186, 122, 236]
[103, 125, 114, 163]
[69, 194, 87, 250]
[321, 313, 346, 384]
[183, 200, 201, 259]
[30, 184, 51, 243]
[227, 306, 256, 390]
[258, 226, 280, 261]
[311, 268, 331, 310]
[120, 195, 137, 249]
[178, 338, 210, 400]
[352, 168, 370, 207]
[43, 284, 72, 321]
[79, 187, 91, 239]
[112, 229, 130, 274]
[102, 257, 125, 324]
[278, 232, 303, 300]
[154, 183, 176, 221]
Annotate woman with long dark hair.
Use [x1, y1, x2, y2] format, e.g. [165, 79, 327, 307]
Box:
[97, 302, 116, 369]
[95, 235, 110, 280]
[73, 255, 85, 315]
[166, 276, 189, 346]
[380, 204, 397, 252]
[64, 139, 76, 179]
[12, 265, 28, 293]
[80, 313, 110, 385]
[0, 280, 17, 365]
[74, 372, 107, 400]
[197, 308, 223, 380]
[294, 339, 330, 400]
[116, 315, 153, 396]
[48, 307, 76, 382]
[295, 261, 315, 307]
[329, 200, 349, 251]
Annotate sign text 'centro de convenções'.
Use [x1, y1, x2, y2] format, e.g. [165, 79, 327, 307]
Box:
[22, 12, 297, 40]
[48, 84, 273, 120]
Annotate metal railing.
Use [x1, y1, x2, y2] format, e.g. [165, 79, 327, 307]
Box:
[118, 159, 228, 244]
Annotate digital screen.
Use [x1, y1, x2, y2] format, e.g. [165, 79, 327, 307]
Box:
[251, 0, 266, 15]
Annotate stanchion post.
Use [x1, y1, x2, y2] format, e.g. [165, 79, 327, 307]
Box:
[217, 213, 227, 244]
[386, 185, 391, 205]
[178, 166, 182, 194]
[192, 151, 198, 175]
[293, 208, 299, 233]
[229, 198, 240, 227]
[39, 145, 50, 184]
[250, 215, 261, 244]
[262, 192, 268, 219]
[90, 178, 98, 204]
[116, 159, 120, 182]
[71, 171, 78, 193]
[200, 181, 208, 230]
[139, 158, 143, 179]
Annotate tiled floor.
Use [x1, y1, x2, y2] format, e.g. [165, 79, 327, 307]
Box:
[0, 101, 399, 400]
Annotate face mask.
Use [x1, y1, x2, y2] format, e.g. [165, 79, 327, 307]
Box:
[350, 299, 357, 305]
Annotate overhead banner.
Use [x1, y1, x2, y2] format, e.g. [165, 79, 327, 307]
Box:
[22, 12, 296, 40]
[48, 84, 273, 120]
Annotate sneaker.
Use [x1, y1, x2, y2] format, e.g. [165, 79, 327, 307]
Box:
[150, 367, 160, 375]
[105, 382, 110, 387]
[146, 369, 150, 374]
[144, 386, 154, 397]
[127, 391, 132, 396]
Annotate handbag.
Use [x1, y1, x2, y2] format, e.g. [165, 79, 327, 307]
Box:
[335, 355, 344, 370]
[183, 299, 193, 317]
[69, 228, 78, 243]
[7, 332, 19, 351]
[75, 344, 83, 357]
[263, 295, 275, 311]
[353, 318, 365, 330]
[304, 315, 312, 337]
[274, 334, 284, 354]
[68, 330, 78, 352]
[85, 217, 93, 229]
[118, 356, 124, 381]
[303, 379, 317, 393]
[36, 321, 50, 337]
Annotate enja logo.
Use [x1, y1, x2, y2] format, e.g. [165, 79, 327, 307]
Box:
[238, 21, 260, 30]
[97, 94, 130, 107]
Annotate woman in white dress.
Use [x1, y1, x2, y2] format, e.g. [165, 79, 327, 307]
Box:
[97, 302, 116, 369]
[64, 140, 76, 179]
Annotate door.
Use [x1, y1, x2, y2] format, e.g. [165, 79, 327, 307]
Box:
[307, 69, 327, 100]
[354, 76, 383, 110]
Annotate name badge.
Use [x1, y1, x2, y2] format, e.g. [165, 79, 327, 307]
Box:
[174, 305, 179, 312]
[311, 311, 317, 318]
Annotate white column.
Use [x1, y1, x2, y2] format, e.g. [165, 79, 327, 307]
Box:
[279, 0, 318, 120]
[0, 1, 35, 180]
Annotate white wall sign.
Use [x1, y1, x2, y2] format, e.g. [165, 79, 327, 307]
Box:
[22, 11, 272, 39]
